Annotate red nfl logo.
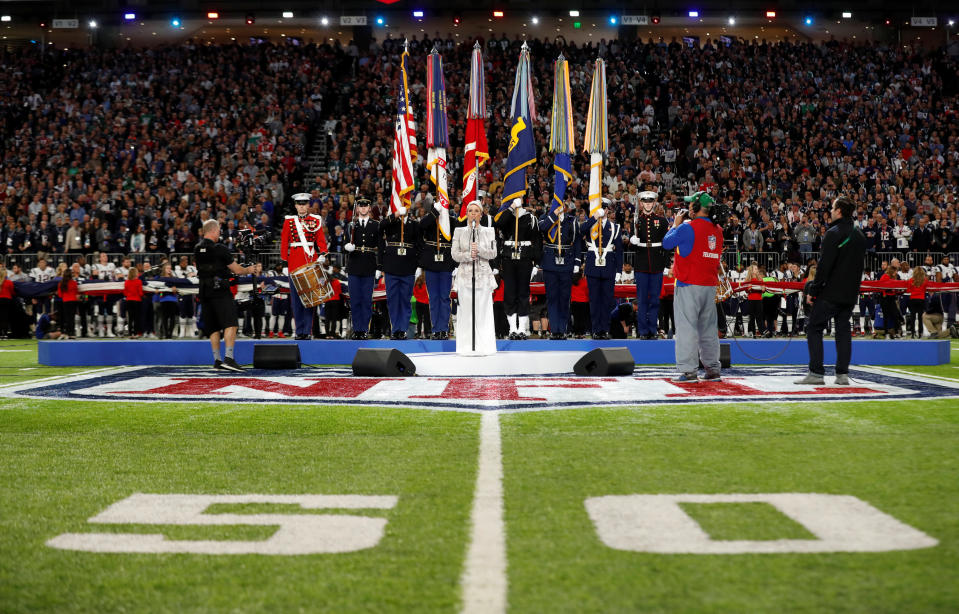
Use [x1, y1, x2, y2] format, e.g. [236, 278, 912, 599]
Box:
[708, 235, 717, 250]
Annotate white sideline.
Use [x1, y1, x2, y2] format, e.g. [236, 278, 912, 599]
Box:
[460, 411, 507, 614]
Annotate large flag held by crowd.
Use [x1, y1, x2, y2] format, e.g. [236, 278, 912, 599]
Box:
[497, 41, 537, 220]
[584, 58, 608, 240]
[390, 46, 417, 216]
[460, 42, 489, 220]
[426, 47, 452, 240]
[547, 53, 575, 243]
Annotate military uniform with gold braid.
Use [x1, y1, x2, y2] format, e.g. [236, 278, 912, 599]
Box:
[381, 204, 420, 339]
[344, 199, 379, 339]
[418, 208, 463, 339]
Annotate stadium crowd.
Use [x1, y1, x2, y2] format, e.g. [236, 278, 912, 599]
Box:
[2, 32, 959, 341]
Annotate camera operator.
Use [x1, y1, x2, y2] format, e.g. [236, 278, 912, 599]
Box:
[195, 219, 257, 372]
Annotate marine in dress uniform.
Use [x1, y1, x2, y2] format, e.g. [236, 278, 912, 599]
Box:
[418, 205, 462, 339]
[494, 201, 542, 339]
[537, 204, 581, 339]
[345, 199, 379, 339]
[579, 200, 623, 339]
[628, 191, 669, 339]
[380, 203, 420, 339]
[280, 193, 329, 340]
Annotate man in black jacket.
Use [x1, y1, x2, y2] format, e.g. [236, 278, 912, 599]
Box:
[795, 196, 866, 386]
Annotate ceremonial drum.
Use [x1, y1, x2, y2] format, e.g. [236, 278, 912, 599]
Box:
[290, 262, 334, 307]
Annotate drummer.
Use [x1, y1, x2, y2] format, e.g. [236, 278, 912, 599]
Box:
[280, 193, 328, 340]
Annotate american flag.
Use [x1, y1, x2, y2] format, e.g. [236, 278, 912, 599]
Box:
[390, 49, 417, 215]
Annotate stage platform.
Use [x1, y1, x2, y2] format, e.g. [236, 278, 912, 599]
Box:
[38, 338, 951, 368]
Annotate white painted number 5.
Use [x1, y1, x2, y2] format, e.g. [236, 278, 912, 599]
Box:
[47, 493, 398, 555]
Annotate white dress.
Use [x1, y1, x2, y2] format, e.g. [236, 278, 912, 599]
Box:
[452, 224, 498, 356]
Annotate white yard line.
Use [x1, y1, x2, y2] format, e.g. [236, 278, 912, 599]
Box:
[854, 365, 959, 386]
[460, 411, 507, 614]
[0, 366, 137, 391]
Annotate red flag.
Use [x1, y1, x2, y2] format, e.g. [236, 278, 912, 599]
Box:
[460, 118, 488, 219]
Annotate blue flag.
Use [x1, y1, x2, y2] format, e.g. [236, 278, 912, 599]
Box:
[548, 153, 572, 242]
[497, 44, 536, 219]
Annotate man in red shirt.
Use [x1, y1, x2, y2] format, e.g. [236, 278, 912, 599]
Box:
[281, 193, 328, 340]
[662, 191, 730, 382]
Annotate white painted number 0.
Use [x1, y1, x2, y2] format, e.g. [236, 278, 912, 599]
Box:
[47, 494, 398, 555]
[586, 493, 938, 554]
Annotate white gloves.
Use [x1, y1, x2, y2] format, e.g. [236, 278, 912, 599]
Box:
[573, 265, 580, 273]
[344, 243, 356, 252]
[394, 206, 407, 216]
[593, 208, 606, 219]
[492, 268, 499, 276]
[630, 235, 641, 246]
[317, 254, 326, 265]
[510, 198, 522, 210]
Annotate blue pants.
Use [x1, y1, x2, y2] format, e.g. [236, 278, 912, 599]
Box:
[290, 282, 315, 336]
[635, 271, 663, 335]
[543, 269, 572, 334]
[386, 273, 415, 334]
[425, 270, 453, 333]
[588, 275, 615, 334]
[348, 274, 374, 333]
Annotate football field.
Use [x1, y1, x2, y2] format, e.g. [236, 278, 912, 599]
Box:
[1, 339, 958, 613]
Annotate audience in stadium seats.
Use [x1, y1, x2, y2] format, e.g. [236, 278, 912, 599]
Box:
[1, 34, 958, 340]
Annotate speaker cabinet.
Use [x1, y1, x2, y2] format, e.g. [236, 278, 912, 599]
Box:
[574, 347, 635, 376]
[253, 344, 302, 369]
[352, 348, 416, 377]
[700, 343, 732, 369]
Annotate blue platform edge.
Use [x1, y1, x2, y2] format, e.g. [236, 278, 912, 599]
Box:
[38, 339, 950, 367]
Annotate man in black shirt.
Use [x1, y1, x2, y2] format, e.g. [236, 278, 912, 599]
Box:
[795, 197, 866, 386]
[195, 219, 258, 371]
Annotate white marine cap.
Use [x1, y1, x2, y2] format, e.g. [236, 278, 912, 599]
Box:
[639, 191, 659, 200]
[292, 193, 311, 202]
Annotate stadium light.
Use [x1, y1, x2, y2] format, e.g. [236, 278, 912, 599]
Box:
[651, 15, 661, 24]
[207, 12, 219, 20]
[574, 21, 582, 29]
[569, 10, 580, 17]
[609, 16, 618, 25]
[171, 18, 181, 27]
[453, 15, 461, 25]
[413, 10, 425, 19]
[493, 11, 504, 18]
[728, 16, 736, 25]
[375, 16, 385, 25]
[123, 13, 136, 21]
[804, 16, 813, 26]
[949, 20, 955, 26]
[88, 19, 98, 28]
[842, 12, 852, 19]
[245, 14, 255, 25]
[282, 12, 294, 19]
[531, 16, 539, 25]
[320, 16, 329, 26]
[0, 15, 10, 22]
[765, 11, 776, 19]
[688, 11, 700, 19]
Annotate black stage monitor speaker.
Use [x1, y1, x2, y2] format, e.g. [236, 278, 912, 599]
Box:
[253, 344, 301, 369]
[700, 343, 732, 369]
[574, 347, 635, 376]
[352, 348, 416, 377]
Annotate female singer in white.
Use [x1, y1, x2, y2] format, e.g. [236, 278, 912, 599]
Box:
[452, 202, 498, 355]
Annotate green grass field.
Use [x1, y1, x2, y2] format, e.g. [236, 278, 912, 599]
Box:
[2, 339, 958, 612]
